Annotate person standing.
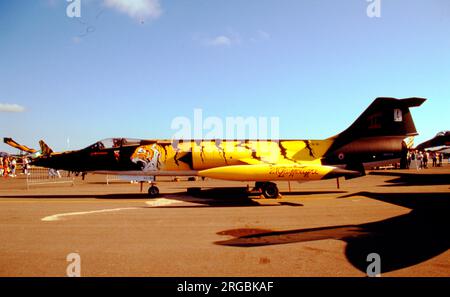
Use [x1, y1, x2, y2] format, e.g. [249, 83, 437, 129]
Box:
[3, 157, 10, 177]
[10, 158, 17, 177]
[0, 157, 3, 176]
[422, 151, 428, 169]
[406, 151, 412, 169]
[23, 157, 30, 175]
[417, 151, 423, 170]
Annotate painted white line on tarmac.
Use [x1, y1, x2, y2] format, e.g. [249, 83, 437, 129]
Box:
[145, 198, 181, 207]
[41, 207, 140, 221]
[41, 198, 182, 221]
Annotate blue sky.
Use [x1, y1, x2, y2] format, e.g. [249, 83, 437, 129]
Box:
[1, 0, 449, 153]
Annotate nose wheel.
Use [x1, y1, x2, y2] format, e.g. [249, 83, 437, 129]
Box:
[148, 185, 160, 198]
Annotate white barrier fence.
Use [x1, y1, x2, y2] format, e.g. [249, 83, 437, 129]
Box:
[106, 174, 155, 185]
[26, 167, 74, 189]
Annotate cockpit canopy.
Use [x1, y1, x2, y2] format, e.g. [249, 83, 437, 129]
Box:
[87, 138, 142, 150]
[436, 131, 450, 137]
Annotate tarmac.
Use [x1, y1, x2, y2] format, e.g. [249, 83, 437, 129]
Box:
[0, 165, 449, 276]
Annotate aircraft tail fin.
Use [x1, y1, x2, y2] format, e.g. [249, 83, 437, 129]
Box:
[322, 97, 426, 171]
[328, 97, 426, 150]
[39, 140, 54, 156]
[3, 138, 37, 154]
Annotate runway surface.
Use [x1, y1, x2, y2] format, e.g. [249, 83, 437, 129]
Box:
[0, 166, 449, 276]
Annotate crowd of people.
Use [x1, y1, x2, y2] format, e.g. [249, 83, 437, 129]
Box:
[0, 155, 71, 179]
[406, 150, 444, 170]
[0, 156, 30, 178]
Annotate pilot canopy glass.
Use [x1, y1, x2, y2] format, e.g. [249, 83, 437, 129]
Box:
[87, 138, 141, 150]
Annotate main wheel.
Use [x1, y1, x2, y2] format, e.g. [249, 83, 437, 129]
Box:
[261, 182, 279, 199]
[148, 185, 160, 198]
[254, 182, 264, 190]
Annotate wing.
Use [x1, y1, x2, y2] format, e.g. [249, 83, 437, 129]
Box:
[3, 138, 37, 154]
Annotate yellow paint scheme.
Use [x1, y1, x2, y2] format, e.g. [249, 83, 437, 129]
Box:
[133, 139, 334, 173]
[198, 164, 336, 181]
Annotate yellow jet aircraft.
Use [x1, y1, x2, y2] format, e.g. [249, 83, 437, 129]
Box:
[7, 97, 425, 198]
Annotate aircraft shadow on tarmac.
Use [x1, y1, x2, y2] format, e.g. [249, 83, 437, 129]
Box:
[369, 171, 450, 186]
[215, 191, 450, 274]
[99, 187, 340, 207]
[0, 187, 346, 207]
[150, 188, 345, 207]
[0, 189, 255, 207]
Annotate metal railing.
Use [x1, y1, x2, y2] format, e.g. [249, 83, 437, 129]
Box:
[26, 167, 74, 189]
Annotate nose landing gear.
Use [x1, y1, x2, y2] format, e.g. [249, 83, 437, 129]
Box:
[148, 185, 160, 198]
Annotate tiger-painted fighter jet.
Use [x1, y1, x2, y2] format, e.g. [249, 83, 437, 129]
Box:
[14, 97, 425, 198]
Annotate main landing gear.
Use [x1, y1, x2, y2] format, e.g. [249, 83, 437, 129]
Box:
[253, 182, 280, 199]
[147, 182, 280, 199]
[148, 184, 160, 198]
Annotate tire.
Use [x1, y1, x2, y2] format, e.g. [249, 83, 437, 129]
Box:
[148, 185, 160, 198]
[254, 182, 264, 190]
[262, 182, 279, 199]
